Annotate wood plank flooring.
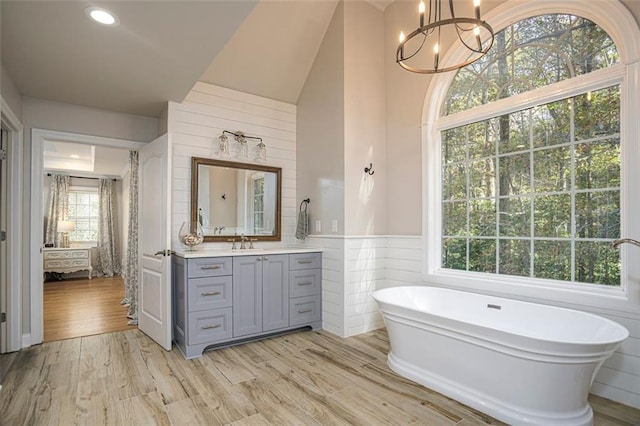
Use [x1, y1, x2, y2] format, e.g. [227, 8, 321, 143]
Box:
[1, 328, 638, 425]
[43, 276, 136, 342]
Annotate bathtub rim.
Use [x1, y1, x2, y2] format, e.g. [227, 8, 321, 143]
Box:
[373, 285, 630, 347]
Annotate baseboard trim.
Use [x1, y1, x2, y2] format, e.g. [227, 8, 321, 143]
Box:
[21, 333, 32, 348]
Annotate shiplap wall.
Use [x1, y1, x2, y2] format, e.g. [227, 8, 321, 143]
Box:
[169, 83, 297, 249]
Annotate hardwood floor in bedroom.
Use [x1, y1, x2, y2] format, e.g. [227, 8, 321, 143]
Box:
[1, 328, 638, 425]
[43, 276, 136, 342]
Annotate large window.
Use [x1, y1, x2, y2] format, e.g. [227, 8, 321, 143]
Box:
[67, 188, 99, 242]
[438, 13, 624, 287]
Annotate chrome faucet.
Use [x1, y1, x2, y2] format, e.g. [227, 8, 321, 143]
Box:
[239, 235, 249, 250]
[610, 238, 640, 249]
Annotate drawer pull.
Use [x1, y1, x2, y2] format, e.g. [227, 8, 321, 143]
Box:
[200, 265, 222, 270]
[297, 308, 313, 314]
[298, 281, 313, 286]
[201, 324, 222, 330]
[297, 259, 313, 264]
[201, 291, 221, 296]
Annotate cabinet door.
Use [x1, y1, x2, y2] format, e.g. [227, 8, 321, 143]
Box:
[233, 256, 263, 337]
[262, 254, 289, 332]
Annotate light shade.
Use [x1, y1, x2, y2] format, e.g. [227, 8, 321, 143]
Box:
[57, 220, 75, 232]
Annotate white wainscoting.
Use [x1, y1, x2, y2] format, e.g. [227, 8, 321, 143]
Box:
[169, 82, 297, 249]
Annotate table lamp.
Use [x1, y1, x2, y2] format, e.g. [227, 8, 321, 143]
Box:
[57, 220, 75, 248]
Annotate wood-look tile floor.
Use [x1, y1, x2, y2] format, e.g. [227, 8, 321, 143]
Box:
[43, 276, 136, 342]
[1, 328, 638, 425]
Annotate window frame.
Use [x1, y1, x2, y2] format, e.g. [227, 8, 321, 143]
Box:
[67, 185, 100, 244]
[422, 0, 640, 313]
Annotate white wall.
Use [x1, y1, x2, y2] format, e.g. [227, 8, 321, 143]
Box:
[1, 64, 23, 122]
[168, 83, 297, 250]
[297, 1, 346, 237]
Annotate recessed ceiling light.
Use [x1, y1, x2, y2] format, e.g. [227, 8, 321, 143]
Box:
[70, 154, 80, 159]
[85, 7, 119, 26]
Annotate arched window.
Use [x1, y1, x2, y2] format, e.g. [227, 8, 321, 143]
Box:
[423, 1, 640, 307]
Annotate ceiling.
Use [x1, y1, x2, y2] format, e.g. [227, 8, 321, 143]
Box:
[43, 140, 130, 177]
[0, 0, 368, 118]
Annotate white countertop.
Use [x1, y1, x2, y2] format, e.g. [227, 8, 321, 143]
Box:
[173, 246, 322, 258]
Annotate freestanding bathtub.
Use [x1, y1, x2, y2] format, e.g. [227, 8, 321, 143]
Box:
[372, 286, 629, 426]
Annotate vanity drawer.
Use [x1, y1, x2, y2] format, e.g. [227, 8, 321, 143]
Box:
[187, 257, 232, 278]
[289, 252, 322, 271]
[289, 295, 321, 326]
[188, 307, 232, 345]
[188, 276, 232, 312]
[289, 269, 321, 298]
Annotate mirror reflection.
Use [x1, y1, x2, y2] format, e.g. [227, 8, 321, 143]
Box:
[191, 157, 281, 242]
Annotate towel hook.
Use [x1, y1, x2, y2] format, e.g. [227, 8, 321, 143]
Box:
[299, 198, 310, 212]
[364, 163, 375, 175]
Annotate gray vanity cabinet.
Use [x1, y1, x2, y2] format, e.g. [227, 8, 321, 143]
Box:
[233, 255, 289, 337]
[173, 251, 321, 359]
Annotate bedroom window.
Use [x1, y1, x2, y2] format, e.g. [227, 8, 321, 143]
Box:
[67, 188, 99, 242]
[436, 13, 626, 287]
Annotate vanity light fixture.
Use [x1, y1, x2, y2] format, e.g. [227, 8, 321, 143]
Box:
[218, 130, 266, 162]
[397, 0, 494, 74]
[85, 7, 120, 26]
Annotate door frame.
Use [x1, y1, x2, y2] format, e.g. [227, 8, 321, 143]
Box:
[0, 97, 23, 353]
[30, 128, 145, 345]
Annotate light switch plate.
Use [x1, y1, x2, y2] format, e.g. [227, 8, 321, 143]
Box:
[315, 220, 321, 232]
[331, 219, 338, 233]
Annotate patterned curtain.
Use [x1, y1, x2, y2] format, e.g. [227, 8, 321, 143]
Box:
[123, 151, 139, 325]
[45, 175, 70, 247]
[97, 179, 120, 276]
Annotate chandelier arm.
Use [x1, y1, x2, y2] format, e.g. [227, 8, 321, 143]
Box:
[396, 17, 494, 74]
[397, 32, 429, 62]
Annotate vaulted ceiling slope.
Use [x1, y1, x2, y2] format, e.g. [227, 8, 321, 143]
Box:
[1, 1, 258, 117]
[2, 1, 395, 117]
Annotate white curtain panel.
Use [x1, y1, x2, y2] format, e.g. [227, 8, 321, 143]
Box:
[97, 179, 121, 276]
[45, 174, 70, 247]
[124, 151, 139, 324]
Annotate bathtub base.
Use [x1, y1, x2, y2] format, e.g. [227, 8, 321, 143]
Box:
[388, 352, 593, 425]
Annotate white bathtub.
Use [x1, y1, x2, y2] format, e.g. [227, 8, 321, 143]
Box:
[373, 286, 628, 426]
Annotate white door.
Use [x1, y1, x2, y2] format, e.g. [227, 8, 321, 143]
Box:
[138, 133, 172, 350]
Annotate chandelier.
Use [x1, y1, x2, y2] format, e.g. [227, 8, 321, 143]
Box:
[397, 0, 494, 74]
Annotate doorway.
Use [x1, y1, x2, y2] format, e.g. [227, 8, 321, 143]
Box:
[32, 129, 146, 344]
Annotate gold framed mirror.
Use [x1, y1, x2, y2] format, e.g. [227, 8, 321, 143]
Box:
[191, 157, 282, 242]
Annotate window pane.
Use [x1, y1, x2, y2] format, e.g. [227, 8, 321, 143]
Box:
[574, 87, 620, 141]
[469, 199, 495, 237]
[575, 241, 620, 285]
[442, 238, 467, 270]
[468, 121, 495, 159]
[575, 191, 620, 239]
[443, 164, 466, 200]
[499, 153, 531, 195]
[532, 100, 571, 148]
[442, 127, 466, 163]
[534, 240, 571, 281]
[469, 239, 496, 273]
[534, 194, 571, 238]
[499, 112, 530, 155]
[533, 147, 571, 193]
[575, 139, 620, 190]
[469, 159, 495, 198]
[498, 196, 530, 237]
[499, 239, 530, 277]
[443, 202, 466, 236]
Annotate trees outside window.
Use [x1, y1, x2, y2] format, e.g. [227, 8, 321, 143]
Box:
[439, 14, 622, 286]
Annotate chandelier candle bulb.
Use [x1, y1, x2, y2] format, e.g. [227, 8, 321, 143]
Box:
[419, 1, 425, 27]
[474, 0, 481, 19]
[399, 31, 405, 57]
